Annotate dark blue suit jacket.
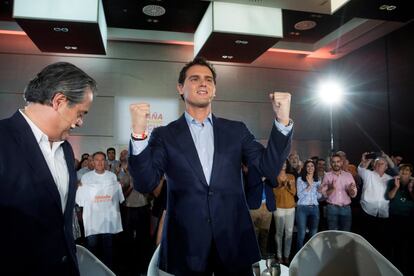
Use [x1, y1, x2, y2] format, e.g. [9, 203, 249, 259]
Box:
[0, 111, 79, 276]
[129, 114, 291, 274]
[245, 166, 276, 212]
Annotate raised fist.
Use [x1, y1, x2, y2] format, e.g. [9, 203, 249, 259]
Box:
[269, 92, 291, 126]
[130, 103, 150, 134]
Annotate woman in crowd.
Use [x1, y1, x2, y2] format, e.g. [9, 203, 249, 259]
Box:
[386, 163, 414, 275]
[273, 160, 296, 265]
[295, 159, 322, 251]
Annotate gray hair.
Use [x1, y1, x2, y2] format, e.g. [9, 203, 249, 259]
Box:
[24, 62, 97, 106]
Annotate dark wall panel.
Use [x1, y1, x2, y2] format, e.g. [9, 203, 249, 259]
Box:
[387, 21, 414, 163]
[334, 21, 414, 164]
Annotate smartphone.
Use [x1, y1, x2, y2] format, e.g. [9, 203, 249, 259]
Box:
[365, 152, 380, 159]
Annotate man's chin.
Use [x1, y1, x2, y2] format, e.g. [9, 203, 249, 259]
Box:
[59, 130, 70, 141]
[187, 100, 211, 108]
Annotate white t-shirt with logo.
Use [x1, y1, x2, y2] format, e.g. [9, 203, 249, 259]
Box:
[76, 170, 125, 237]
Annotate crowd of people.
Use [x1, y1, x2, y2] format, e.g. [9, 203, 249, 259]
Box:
[246, 149, 413, 275]
[73, 147, 163, 276]
[72, 147, 413, 276]
[2, 59, 412, 276]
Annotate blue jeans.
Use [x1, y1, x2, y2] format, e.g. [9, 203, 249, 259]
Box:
[326, 204, 352, 231]
[86, 233, 113, 269]
[296, 205, 319, 250]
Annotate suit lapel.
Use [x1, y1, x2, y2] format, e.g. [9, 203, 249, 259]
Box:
[170, 115, 208, 186]
[11, 111, 63, 212]
[62, 142, 76, 218]
[209, 115, 222, 186]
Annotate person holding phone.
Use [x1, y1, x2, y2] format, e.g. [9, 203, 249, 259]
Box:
[358, 152, 393, 257]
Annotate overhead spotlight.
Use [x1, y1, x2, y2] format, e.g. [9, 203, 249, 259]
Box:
[142, 5, 166, 17]
[318, 80, 344, 105]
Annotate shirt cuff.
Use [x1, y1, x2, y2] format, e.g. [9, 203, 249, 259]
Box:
[274, 119, 293, 136]
[131, 139, 149, 155]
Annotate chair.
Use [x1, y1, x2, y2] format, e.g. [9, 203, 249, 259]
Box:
[147, 244, 160, 276]
[76, 244, 116, 276]
[289, 230, 402, 276]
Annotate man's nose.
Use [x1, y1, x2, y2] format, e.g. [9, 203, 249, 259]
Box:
[74, 117, 83, 128]
[199, 79, 208, 86]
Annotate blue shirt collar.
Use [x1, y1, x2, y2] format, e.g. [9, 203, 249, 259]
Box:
[184, 111, 213, 125]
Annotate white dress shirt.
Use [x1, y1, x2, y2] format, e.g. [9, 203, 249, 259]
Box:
[358, 166, 392, 218]
[131, 115, 293, 158]
[20, 109, 69, 212]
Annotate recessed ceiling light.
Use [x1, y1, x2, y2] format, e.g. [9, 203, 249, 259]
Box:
[142, 5, 166, 17]
[310, 14, 322, 18]
[289, 31, 300, 36]
[53, 27, 69, 32]
[294, 20, 317, 31]
[147, 18, 160, 23]
[235, 40, 249, 45]
[379, 5, 397, 11]
[222, 55, 233, 59]
[64, 46, 77, 50]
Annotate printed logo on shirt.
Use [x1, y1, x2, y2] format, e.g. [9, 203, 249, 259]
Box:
[94, 195, 112, 203]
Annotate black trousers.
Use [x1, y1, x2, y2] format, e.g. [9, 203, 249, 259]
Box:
[360, 211, 390, 258]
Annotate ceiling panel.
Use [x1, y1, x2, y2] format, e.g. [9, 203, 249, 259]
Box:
[102, 0, 209, 33]
[0, 0, 413, 61]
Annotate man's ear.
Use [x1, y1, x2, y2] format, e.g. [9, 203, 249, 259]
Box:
[177, 84, 184, 97]
[50, 92, 67, 110]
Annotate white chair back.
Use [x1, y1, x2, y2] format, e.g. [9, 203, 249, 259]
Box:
[76, 244, 116, 276]
[289, 230, 402, 276]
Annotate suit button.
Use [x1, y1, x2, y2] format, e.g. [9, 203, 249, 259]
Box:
[207, 218, 211, 223]
[61, 255, 68, 263]
[208, 191, 214, 196]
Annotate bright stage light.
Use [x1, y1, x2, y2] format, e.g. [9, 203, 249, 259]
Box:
[318, 80, 343, 104]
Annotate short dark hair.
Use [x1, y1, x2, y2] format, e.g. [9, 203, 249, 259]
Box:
[81, 153, 90, 160]
[107, 147, 116, 154]
[93, 151, 106, 159]
[24, 62, 97, 107]
[178, 57, 216, 100]
[331, 153, 341, 160]
[399, 163, 413, 172]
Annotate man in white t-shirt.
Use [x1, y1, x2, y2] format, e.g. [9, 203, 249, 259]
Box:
[76, 151, 124, 270]
[358, 152, 392, 257]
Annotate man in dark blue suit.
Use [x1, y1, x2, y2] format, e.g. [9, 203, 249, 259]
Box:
[0, 62, 96, 276]
[129, 57, 293, 275]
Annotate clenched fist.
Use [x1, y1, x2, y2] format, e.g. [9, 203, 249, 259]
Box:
[269, 92, 291, 126]
[130, 103, 150, 134]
